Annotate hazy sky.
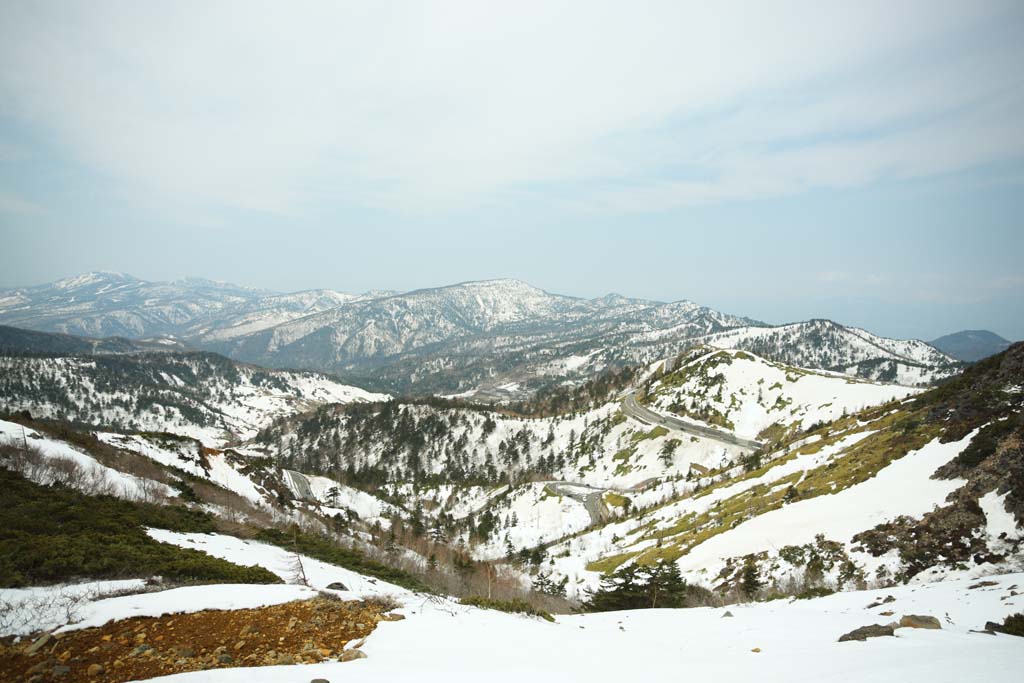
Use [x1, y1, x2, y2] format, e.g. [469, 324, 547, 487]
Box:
[1, 1, 1022, 341]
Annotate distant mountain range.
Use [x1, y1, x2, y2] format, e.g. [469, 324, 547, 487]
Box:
[0, 272, 964, 394]
[930, 329, 1013, 362]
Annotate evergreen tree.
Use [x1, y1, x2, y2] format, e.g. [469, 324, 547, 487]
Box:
[740, 557, 763, 599]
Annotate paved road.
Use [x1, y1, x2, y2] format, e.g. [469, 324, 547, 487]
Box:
[284, 469, 316, 501]
[547, 482, 610, 526]
[621, 393, 763, 451]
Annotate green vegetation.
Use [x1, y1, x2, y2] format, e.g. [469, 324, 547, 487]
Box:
[631, 426, 668, 442]
[584, 560, 712, 611]
[254, 527, 431, 593]
[612, 446, 637, 476]
[996, 613, 1024, 637]
[460, 596, 555, 621]
[0, 467, 280, 587]
[625, 405, 944, 566]
[604, 492, 632, 509]
[585, 551, 637, 574]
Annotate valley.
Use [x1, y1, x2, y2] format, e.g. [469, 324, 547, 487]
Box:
[0, 275, 1020, 682]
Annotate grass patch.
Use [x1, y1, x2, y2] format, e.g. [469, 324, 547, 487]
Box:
[585, 551, 637, 574]
[460, 596, 554, 622]
[604, 492, 631, 508]
[631, 426, 669, 442]
[612, 447, 636, 476]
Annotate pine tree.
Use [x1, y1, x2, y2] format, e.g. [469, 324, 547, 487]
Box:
[740, 557, 763, 599]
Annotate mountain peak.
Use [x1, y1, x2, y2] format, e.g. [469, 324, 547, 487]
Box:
[52, 271, 139, 290]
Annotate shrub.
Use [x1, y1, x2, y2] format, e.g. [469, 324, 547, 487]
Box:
[997, 613, 1024, 637]
[460, 596, 554, 622]
[0, 467, 279, 587]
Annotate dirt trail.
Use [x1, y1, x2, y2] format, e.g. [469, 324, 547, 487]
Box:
[1, 596, 404, 683]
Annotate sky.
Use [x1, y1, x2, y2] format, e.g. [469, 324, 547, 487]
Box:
[1, 1, 1022, 341]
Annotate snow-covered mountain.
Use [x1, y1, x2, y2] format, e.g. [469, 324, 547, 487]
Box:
[0, 272, 961, 394]
[0, 271, 376, 342]
[0, 351, 387, 445]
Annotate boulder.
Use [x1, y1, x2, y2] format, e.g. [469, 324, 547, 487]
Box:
[899, 614, 941, 630]
[87, 664, 105, 676]
[838, 624, 896, 642]
[721, 610, 734, 618]
[326, 582, 348, 591]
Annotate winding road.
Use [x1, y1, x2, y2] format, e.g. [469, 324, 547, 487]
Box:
[284, 469, 316, 501]
[621, 392, 763, 451]
[546, 482, 610, 526]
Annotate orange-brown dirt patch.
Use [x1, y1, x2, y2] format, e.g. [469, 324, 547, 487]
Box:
[1, 596, 404, 683]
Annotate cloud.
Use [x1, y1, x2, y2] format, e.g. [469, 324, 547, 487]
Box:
[0, 1, 1021, 214]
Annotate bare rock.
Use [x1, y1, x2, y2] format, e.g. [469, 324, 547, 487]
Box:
[339, 649, 367, 662]
[838, 624, 896, 642]
[899, 614, 941, 629]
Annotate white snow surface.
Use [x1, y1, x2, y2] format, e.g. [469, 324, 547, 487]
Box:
[0, 420, 178, 501]
[146, 530, 414, 599]
[99, 433, 268, 504]
[676, 432, 972, 579]
[0, 580, 147, 636]
[648, 347, 919, 440]
[138, 572, 1024, 683]
[58, 584, 317, 633]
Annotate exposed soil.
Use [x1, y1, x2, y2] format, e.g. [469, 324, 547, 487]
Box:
[0, 596, 404, 683]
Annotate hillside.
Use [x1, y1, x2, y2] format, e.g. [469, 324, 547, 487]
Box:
[932, 329, 1013, 362]
[0, 324, 186, 355]
[0, 351, 386, 444]
[642, 346, 920, 443]
[543, 343, 1024, 598]
[693, 319, 961, 386]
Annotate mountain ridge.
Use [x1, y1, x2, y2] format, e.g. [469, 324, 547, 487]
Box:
[0, 272, 961, 394]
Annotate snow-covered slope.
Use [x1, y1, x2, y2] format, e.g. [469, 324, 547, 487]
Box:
[694, 319, 961, 386]
[0, 351, 387, 444]
[644, 346, 920, 442]
[541, 344, 1024, 599]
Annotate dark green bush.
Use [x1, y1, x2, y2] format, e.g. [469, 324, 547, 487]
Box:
[998, 613, 1024, 637]
[0, 467, 279, 587]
